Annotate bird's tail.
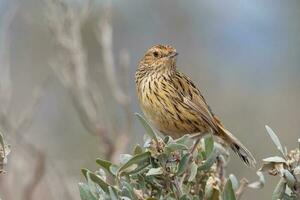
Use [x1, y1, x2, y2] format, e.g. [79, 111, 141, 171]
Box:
[216, 122, 256, 168]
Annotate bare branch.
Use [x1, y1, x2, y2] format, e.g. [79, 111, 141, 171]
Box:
[96, 4, 130, 106]
[47, 0, 100, 131]
[0, 3, 18, 117]
[23, 151, 46, 200]
[0, 3, 48, 200]
[47, 0, 116, 158]
[47, 0, 132, 162]
[15, 87, 43, 136]
[235, 178, 249, 200]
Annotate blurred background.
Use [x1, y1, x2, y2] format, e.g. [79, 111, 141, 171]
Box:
[0, 0, 299, 199]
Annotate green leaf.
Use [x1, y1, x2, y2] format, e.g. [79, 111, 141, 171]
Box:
[109, 164, 119, 176]
[96, 159, 113, 176]
[188, 161, 198, 182]
[282, 193, 297, 200]
[119, 154, 133, 165]
[177, 153, 191, 175]
[133, 144, 143, 155]
[146, 167, 163, 176]
[198, 148, 218, 171]
[204, 183, 220, 200]
[165, 143, 188, 153]
[175, 135, 190, 145]
[229, 174, 239, 191]
[223, 179, 236, 200]
[272, 177, 286, 200]
[118, 151, 151, 176]
[135, 113, 158, 144]
[282, 170, 296, 189]
[164, 136, 173, 144]
[265, 125, 285, 157]
[109, 186, 118, 200]
[81, 168, 89, 180]
[82, 169, 111, 193]
[121, 182, 135, 199]
[88, 172, 110, 193]
[0, 131, 6, 158]
[205, 135, 214, 156]
[210, 188, 220, 200]
[78, 182, 97, 200]
[179, 194, 191, 200]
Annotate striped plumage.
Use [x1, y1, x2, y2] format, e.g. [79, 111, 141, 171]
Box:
[135, 44, 256, 167]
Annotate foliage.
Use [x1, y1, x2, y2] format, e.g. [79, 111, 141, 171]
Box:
[0, 131, 10, 174]
[79, 114, 263, 200]
[78, 114, 300, 199]
[260, 126, 300, 199]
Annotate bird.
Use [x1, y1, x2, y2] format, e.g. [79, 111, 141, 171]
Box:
[135, 44, 256, 167]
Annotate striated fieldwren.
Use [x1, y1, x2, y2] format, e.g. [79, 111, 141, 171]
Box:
[135, 44, 256, 167]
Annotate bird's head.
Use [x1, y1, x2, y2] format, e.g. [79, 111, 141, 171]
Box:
[139, 44, 178, 71]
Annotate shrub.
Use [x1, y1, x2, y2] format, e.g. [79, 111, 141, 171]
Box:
[78, 114, 300, 200]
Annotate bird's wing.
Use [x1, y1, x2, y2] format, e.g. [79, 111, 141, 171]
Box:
[183, 95, 219, 132]
[174, 71, 219, 132]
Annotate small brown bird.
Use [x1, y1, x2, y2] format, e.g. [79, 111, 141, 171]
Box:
[135, 44, 256, 167]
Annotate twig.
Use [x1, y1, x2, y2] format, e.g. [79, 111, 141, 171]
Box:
[0, 3, 19, 116]
[23, 151, 46, 200]
[235, 178, 249, 200]
[0, 2, 48, 200]
[96, 4, 130, 106]
[216, 155, 226, 186]
[47, 0, 132, 162]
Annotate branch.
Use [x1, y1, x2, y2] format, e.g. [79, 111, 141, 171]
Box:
[47, 0, 132, 161]
[0, 3, 19, 116]
[23, 151, 46, 200]
[235, 178, 249, 200]
[96, 4, 130, 106]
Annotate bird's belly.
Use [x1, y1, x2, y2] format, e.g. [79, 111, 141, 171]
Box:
[140, 98, 209, 139]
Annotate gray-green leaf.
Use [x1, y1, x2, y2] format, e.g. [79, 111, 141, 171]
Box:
[248, 171, 265, 189]
[109, 186, 118, 200]
[272, 177, 286, 200]
[165, 143, 188, 153]
[198, 148, 218, 171]
[265, 125, 285, 157]
[96, 159, 113, 176]
[146, 167, 163, 176]
[78, 182, 97, 200]
[177, 153, 191, 175]
[223, 179, 236, 200]
[118, 151, 151, 176]
[262, 156, 286, 163]
[135, 113, 158, 144]
[294, 166, 300, 175]
[205, 135, 214, 157]
[82, 169, 111, 193]
[229, 174, 239, 191]
[119, 154, 133, 165]
[133, 144, 143, 155]
[188, 161, 198, 182]
[282, 170, 296, 189]
[0, 131, 6, 159]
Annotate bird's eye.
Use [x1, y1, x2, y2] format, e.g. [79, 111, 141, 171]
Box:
[153, 51, 159, 58]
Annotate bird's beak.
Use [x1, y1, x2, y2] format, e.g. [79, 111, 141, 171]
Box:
[168, 52, 178, 58]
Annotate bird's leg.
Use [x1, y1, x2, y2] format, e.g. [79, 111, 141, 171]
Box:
[189, 137, 201, 155]
[189, 132, 209, 155]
